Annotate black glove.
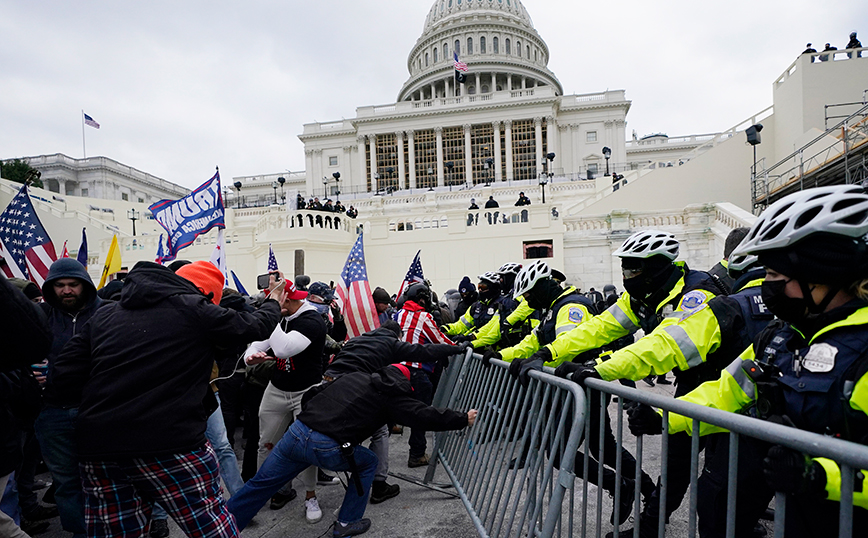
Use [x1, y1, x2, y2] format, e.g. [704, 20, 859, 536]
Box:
[530, 346, 553, 364]
[452, 335, 474, 344]
[763, 445, 827, 497]
[517, 358, 545, 387]
[482, 350, 501, 367]
[627, 404, 663, 436]
[563, 363, 602, 388]
[554, 361, 583, 379]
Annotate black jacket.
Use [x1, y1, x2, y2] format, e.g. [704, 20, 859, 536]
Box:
[40, 258, 105, 407]
[299, 366, 467, 445]
[0, 276, 51, 374]
[324, 326, 457, 378]
[52, 261, 281, 460]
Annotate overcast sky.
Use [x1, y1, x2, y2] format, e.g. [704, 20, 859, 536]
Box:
[1, 0, 864, 190]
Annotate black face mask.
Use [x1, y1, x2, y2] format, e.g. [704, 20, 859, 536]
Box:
[623, 264, 678, 306]
[761, 279, 810, 325]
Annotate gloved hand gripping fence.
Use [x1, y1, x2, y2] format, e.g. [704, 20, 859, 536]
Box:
[340, 442, 364, 496]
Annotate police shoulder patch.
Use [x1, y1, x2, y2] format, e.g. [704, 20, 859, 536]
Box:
[679, 290, 709, 313]
[568, 307, 584, 324]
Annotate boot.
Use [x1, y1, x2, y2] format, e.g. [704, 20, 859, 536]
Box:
[609, 477, 636, 526]
[607, 512, 659, 538]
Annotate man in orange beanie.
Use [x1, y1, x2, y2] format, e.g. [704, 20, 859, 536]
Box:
[51, 261, 285, 538]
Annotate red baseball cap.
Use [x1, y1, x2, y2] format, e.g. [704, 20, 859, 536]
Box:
[285, 280, 308, 300]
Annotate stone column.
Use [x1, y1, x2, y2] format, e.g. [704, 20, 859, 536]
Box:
[435, 126, 444, 187]
[571, 124, 581, 175]
[475, 72, 480, 94]
[504, 119, 513, 181]
[57, 178, 67, 195]
[446, 77, 451, 98]
[305, 149, 314, 194]
[522, 76, 527, 90]
[507, 73, 512, 91]
[356, 136, 366, 192]
[615, 120, 627, 169]
[559, 124, 571, 175]
[369, 135, 378, 191]
[534, 117, 543, 178]
[408, 130, 417, 189]
[396, 131, 405, 190]
[463, 123, 473, 185]
[313, 149, 323, 192]
[493, 121, 502, 181]
[546, 115, 556, 172]
[430, 82, 435, 99]
[341, 146, 352, 196]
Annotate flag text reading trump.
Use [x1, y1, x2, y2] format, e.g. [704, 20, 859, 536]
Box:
[149, 172, 225, 261]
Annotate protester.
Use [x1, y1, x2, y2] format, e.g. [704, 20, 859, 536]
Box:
[244, 273, 327, 522]
[227, 363, 477, 537]
[0, 277, 51, 375]
[455, 277, 477, 318]
[51, 260, 283, 538]
[372, 287, 396, 324]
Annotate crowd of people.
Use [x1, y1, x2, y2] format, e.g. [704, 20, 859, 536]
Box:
[296, 194, 357, 219]
[2, 184, 867, 538]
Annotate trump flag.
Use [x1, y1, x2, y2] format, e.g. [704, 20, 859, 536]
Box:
[149, 171, 225, 262]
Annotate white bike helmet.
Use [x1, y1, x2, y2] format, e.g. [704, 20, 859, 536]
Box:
[478, 271, 500, 285]
[726, 253, 760, 278]
[513, 260, 552, 299]
[731, 185, 868, 258]
[497, 262, 523, 276]
[612, 230, 679, 260]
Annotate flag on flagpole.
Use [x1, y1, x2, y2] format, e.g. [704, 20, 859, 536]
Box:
[231, 270, 249, 296]
[0, 183, 57, 286]
[98, 235, 122, 289]
[336, 233, 380, 338]
[76, 228, 88, 268]
[209, 229, 229, 288]
[60, 241, 70, 258]
[155, 234, 166, 264]
[267, 244, 278, 271]
[149, 171, 224, 262]
[454, 51, 468, 85]
[83, 112, 100, 129]
[396, 250, 425, 299]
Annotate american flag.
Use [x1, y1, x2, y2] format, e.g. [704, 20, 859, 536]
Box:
[60, 241, 69, 258]
[155, 234, 166, 264]
[209, 228, 229, 287]
[267, 244, 278, 271]
[0, 184, 57, 286]
[83, 112, 100, 129]
[396, 250, 425, 299]
[453, 51, 468, 72]
[337, 233, 380, 338]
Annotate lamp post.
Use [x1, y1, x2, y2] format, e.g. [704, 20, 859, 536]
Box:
[332, 171, 341, 198]
[374, 173, 381, 194]
[271, 181, 278, 204]
[127, 208, 140, 236]
[445, 161, 454, 190]
[233, 181, 243, 208]
[385, 167, 395, 194]
[426, 167, 434, 191]
[746, 123, 764, 208]
[602, 147, 611, 176]
[277, 176, 286, 204]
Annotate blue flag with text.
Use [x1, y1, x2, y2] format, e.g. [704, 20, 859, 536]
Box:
[149, 172, 225, 261]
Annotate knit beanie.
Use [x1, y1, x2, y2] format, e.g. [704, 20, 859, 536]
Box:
[391, 363, 412, 382]
[176, 261, 224, 305]
[459, 276, 475, 294]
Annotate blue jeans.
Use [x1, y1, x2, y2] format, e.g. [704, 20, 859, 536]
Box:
[35, 406, 86, 538]
[227, 421, 377, 530]
[154, 394, 244, 521]
[1, 471, 20, 525]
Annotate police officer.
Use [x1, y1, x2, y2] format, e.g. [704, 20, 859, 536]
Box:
[465, 262, 535, 349]
[443, 272, 504, 339]
[631, 185, 868, 537]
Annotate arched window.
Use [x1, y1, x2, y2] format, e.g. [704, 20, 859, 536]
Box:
[527, 45, 530, 59]
[455, 39, 460, 55]
[467, 37, 473, 54]
[493, 36, 499, 53]
[517, 40, 521, 57]
[534, 49, 537, 61]
[444, 42, 449, 58]
[425, 52, 429, 67]
[433, 47, 438, 63]
[480, 36, 486, 53]
[505, 38, 510, 55]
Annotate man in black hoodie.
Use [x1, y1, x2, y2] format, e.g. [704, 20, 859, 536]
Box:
[51, 261, 283, 538]
[33, 258, 105, 538]
[227, 363, 476, 538]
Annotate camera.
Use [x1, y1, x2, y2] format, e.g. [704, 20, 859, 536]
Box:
[257, 271, 280, 290]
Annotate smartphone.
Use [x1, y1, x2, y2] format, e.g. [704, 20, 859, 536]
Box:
[257, 271, 280, 290]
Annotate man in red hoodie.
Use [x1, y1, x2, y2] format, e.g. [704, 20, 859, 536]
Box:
[394, 283, 453, 468]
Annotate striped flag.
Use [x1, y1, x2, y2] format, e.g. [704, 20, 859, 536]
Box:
[0, 184, 57, 286]
[267, 244, 278, 271]
[76, 228, 88, 268]
[209, 228, 229, 288]
[83, 112, 100, 129]
[60, 241, 70, 258]
[396, 250, 425, 299]
[453, 51, 468, 72]
[336, 233, 380, 338]
[155, 234, 166, 264]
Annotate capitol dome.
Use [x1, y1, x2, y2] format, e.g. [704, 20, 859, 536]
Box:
[398, 0, 562, 102]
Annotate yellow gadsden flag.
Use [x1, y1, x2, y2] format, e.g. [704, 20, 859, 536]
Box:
[98, 235, 122, 289]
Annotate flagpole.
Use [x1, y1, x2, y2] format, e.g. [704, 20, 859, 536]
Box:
[81, 110, 86, 158]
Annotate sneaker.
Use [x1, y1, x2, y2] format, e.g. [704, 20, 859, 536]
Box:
[407, 454, 430, 468]
[23, 504, 59, 521]
[20, 518, 50, 536]
[642, 375, 655, 387]
[305, 497, 323, 524]
[333, 518, 372, 538]
[318, 469, 341, 486]
[369, 481, 400, 504]
[150, 518, 170, 538]
[270, 488, 298, 510]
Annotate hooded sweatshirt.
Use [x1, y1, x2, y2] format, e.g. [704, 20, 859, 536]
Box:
[298, 366, 468, 445]
[51, 261, 281, 459]
[40, 258, 104, 408]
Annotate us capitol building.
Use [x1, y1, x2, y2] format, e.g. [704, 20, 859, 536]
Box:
[5, 0, 867, 294]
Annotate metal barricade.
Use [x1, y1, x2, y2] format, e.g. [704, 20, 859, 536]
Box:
[579, 377, 868, 538]
[424, 350, 587, 538]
